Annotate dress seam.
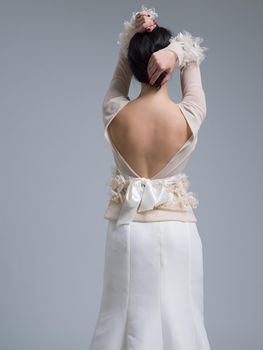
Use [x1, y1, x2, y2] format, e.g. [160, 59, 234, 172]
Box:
[186, 222, 198, 349]
[126, 223, 132, 350]
[158, 221, 165, 350]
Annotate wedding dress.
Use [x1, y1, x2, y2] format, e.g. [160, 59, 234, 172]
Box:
[89, 5, 211, 350]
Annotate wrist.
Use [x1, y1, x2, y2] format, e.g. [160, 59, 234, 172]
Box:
[165, 49, 179, 66]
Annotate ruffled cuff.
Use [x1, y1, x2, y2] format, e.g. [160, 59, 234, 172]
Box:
[167, 30, 208, 69]
[117, 5, 159, 58]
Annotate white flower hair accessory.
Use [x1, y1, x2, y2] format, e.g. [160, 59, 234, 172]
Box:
[169, 30, 208, 68]
[117, 4, 159, 58]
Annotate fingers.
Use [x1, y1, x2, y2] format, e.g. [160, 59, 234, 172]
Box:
[148, 63, 172, 86]
[135, 12, 151, 26]
[148, 63, 156, 79]
[149, 67, 165, 85]
[147, 55, 161, 83]
[148, 67, 158, 82]
[161, 71, 172, 85]
[146, 22, 157, 32]
[136, 15, 147, 25]
[135, 11, 156, 32]
[135, 11, 151, 19]
[147, 55, 157, 76]
[137, 18, 155, 28]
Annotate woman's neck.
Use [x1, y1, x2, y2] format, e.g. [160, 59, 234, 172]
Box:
[138, 81, 169, 98]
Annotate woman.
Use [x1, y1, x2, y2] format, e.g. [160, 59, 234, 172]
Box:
[89, 5, 211, 350]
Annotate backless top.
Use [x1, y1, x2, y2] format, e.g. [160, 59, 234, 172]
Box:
[101, 25, 208, 226]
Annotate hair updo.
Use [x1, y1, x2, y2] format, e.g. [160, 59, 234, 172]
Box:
[127, 25, 173, 89]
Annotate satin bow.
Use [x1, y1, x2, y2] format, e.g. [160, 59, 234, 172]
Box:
[116, 177, 170, 226]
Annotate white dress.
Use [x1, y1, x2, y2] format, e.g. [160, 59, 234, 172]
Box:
[89, 7, 211, 350]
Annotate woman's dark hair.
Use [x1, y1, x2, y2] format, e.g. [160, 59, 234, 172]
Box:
[127, 25, 173, 90]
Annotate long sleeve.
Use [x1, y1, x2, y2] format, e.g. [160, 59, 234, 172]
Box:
[102, 49, 133, 104]
[102, 5, 159, 144]
[164, 30, 208, 136]
[179, 62, 207, 126]
[102, 48, 133, 143]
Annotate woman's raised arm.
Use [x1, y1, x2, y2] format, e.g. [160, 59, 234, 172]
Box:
[102, 6, 158, 136]
[102, 7, 157, 106]
[102, 49, 133, 105]
[163, 30, 208, 135]
[164, 30, 207, 107]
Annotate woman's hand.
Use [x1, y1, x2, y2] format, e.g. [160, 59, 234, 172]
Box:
[134, 11, 177, 86]
[134, 11, 157, 33]
[147, 48, 179, 86]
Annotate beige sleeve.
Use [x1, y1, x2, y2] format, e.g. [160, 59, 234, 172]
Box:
[102, 49, 133, 104]
[164, 31, 208, 135]
[102, 49, 133, 142]
[179, 62, 207, 126]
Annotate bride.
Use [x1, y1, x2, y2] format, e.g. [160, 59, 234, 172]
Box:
[89, 5, 211, 350]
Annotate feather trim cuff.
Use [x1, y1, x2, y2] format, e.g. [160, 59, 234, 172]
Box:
[169, 30, 208, 68]
[117, 4, 159, 58]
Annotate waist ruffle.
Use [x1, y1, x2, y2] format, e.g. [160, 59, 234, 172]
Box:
[105, 166, 199, 226]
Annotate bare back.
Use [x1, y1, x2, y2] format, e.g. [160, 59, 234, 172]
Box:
[108, 96, 192, 179]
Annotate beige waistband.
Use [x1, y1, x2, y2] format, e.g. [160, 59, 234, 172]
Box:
[104, 201, 197, 223]
[105, 166, 199, 226]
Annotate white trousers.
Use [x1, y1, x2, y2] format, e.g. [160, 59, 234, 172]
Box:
[89, 220, 211, 350]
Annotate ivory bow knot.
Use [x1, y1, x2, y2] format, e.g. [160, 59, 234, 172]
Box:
[116, 177, 170, 226]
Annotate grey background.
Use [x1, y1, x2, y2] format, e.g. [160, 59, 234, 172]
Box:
[0, 1, 262, 349]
